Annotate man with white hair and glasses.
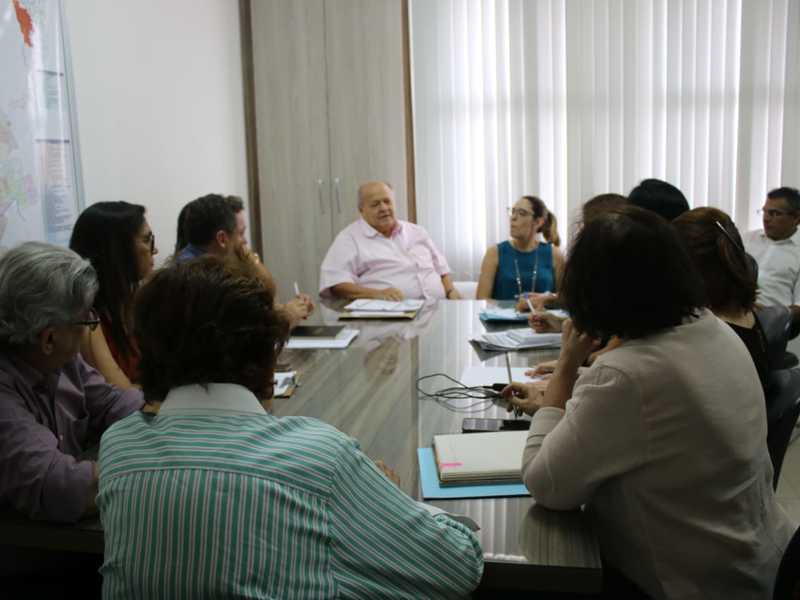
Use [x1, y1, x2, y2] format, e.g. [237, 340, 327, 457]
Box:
[0, 242, 144, 523]
[320, 181, 461, 300]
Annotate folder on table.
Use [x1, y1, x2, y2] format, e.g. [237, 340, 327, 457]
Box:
[417, 447, 529, 499]
[478, 307, 528, 322]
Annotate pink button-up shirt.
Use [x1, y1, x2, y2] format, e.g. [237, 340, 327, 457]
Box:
[320, 218, 451, 299]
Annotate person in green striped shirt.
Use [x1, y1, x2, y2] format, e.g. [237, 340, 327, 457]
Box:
[98, 255, 483, 599]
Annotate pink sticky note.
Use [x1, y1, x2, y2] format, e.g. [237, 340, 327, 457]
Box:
[439, 462, 463, 469]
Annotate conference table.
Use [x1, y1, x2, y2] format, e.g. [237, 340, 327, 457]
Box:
[0, 299, 602, 595]
[273, 299, 602, 595]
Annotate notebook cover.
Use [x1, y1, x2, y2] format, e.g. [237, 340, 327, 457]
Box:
[433, 430, 528, 485]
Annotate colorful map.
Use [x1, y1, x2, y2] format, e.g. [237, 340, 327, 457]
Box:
[12, 0, 35, 47]
[0, 0, 82, 248]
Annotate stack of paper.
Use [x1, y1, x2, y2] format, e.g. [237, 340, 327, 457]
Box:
[433, 430, 528, 485]
[286, 328, 359, 349]
[470, 329, 561, 352]
[340, 298, 425, 319]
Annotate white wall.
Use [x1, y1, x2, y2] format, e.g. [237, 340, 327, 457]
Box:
[64, 0, 248, 263]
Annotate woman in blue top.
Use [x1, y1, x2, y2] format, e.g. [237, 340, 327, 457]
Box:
[477, 195, 564, 308]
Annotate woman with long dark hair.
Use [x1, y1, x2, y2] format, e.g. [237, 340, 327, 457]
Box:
[70, 201, 158, 387]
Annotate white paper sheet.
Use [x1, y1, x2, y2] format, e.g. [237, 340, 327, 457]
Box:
[286, 328, 359, 349]
[344, 299, 425, 312]
[458, 366, 539, 388]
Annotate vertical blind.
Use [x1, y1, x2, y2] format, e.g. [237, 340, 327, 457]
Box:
[410, 0, 800, 280]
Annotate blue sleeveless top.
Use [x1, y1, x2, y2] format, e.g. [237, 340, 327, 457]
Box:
[492, 240, 555, 300]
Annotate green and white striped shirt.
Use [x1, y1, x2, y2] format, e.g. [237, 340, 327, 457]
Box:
[98, 384, 483, 599]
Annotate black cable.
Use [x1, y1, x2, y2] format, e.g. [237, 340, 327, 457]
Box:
[416, 373, 507, 413]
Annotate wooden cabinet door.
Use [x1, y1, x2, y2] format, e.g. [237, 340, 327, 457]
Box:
[251, 0, 332, 297]
[324, 0, 408, 233]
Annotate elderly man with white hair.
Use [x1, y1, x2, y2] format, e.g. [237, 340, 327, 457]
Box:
[319, 181, 461, 300]
[0, 242, 144, 523]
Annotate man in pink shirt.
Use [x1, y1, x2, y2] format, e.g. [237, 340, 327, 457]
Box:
[320, 181, 461, 300]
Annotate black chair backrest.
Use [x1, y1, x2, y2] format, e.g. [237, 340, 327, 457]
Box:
[774, 526, 800, 599]
[756, 305, 793, 370]
[765, 368, 800, 489]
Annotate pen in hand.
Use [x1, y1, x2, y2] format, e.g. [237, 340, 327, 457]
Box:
[505, 353, 522, 418]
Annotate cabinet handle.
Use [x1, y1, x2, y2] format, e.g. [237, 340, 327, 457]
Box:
[334, 177, 342, 214]
[317, 179, 325, 214]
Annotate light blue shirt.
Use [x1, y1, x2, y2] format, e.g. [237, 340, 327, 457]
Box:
[174, 243, 205, 264]
[98, 383, 483, 599]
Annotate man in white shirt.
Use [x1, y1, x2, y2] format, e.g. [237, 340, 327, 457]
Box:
[744, 187, 800, 332]
[319, 181, 461, 300]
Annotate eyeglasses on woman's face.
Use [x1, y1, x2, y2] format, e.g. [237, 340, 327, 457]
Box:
[141, 231, 156, 254]
[508, 207, 534, 219]
[72, 308, 100, 331]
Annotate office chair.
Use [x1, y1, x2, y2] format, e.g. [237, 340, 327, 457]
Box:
[756, 305, 799, 370]
[765, 368, 800, 489]
[773, 526, 800, 600]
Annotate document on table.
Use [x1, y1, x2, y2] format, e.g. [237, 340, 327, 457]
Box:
[344, 299, 425, 312]
[470, 328, 561, 352]
[286, 328, 359, 349]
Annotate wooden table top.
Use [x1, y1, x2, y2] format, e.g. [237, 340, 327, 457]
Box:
[0, 299, 601, 594]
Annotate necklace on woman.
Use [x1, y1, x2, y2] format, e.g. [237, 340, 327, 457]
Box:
[514, 250, 539, 298]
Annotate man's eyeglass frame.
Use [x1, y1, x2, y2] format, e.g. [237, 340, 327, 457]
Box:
[73, 309, 100, 331]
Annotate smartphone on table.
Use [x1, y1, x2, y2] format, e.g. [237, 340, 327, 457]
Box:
[461, 418, 531, 433]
